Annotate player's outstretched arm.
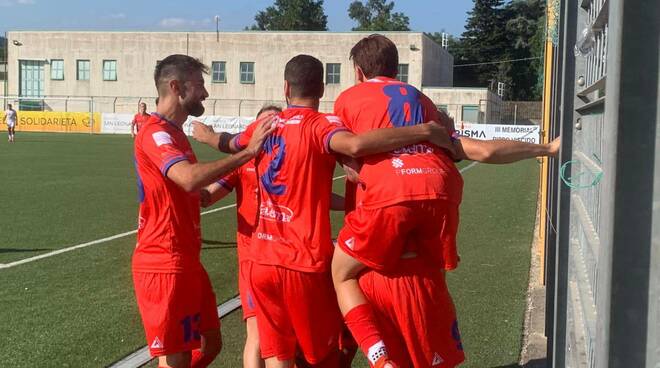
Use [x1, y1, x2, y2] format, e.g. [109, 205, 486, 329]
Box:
[329, 121, 454, 158]
[167, 119, 275, 192]
[200, 183, 232, 208]
[454, 136, 560, 164]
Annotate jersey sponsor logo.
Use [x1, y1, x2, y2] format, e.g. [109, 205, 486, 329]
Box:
[432, 352, 444, 366]
[259, 200, 293, 223]
[391, 158, 405, 169]
[151, 336, 163, 349]
[279, 115, 303, 125]
[394, 167, 447, 176]
[391, 143, 435, 156]
[152, 131, 173, 146]
[256, 232, 274, 240]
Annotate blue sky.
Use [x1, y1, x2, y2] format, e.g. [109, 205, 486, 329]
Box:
[0, 0, 474, 37]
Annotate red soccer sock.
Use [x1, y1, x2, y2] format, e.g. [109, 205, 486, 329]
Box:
[190, 349, 215, 368]
[343, 303, 388, 365]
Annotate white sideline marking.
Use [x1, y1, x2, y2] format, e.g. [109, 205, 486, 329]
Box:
[0, 176, 348, 270]
[109, 296, 242, 368]
[460, 161, 479, 173]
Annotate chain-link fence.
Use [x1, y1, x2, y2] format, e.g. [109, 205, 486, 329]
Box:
[0, 96, 339, 117]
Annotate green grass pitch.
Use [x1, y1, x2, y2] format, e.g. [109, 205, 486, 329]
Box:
[0, 132, 539, 367]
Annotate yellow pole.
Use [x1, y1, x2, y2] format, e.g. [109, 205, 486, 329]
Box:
[539, 0, 556, 285]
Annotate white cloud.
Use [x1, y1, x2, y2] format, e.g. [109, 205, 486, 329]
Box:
[0, 0, 35, 6]
[159, 17, 212, 29]
[107, 13, 126, 20]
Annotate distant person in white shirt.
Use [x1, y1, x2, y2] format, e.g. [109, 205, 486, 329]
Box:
[3, 104, 17, 143]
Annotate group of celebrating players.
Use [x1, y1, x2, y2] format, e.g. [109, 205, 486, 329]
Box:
[132, 34, 559, 368]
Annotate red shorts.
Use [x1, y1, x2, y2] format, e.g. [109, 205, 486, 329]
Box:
[248, 262, 343, 364]
[133, 268, 220, 357]
[237, 233, 257, 321]
[358, 258, 465, 367]
[337, 199, 460, 272]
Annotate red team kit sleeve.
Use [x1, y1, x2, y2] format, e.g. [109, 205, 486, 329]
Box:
[142, 126, 189, 176]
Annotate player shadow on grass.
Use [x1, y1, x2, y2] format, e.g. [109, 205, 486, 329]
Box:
[493, 358, 547, 368]
[0, 248, 51, 254]
[201, 239, 237, 249]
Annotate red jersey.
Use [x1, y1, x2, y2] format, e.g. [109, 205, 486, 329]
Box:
[236, 107, 347, 272]
[217, 160, 258, 256]
[334, 77, 463, 209]
[133, 114, 201, 273]
[133, 113, 150, 132]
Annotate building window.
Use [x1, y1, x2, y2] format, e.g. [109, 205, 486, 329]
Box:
[461, 105, 480, 123]
[397, 64, 409, 83]
[437, 104, 448, 113]
[50, 59, 64, 80]
[77, 60, 90, 81]
[103, 60, 117, 81]
[212, 61, 226, 83]
[240, 62, 255, 84]
[326, 63, 341, 84]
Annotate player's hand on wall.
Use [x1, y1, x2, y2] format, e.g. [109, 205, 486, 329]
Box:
[548, 137, 561, 157]
[192, 121, 216, 145]
[245, 117, 277, 157]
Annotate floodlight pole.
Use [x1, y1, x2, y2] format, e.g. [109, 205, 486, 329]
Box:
[3, 32, 7, 109]
[215, 15, 220, 43]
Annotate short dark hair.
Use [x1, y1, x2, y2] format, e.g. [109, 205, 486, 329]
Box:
[350, 34, 399, 79]
[256, 104, 282, 118]
[154, 54, 209, 92]
[284, 55, 324, 99]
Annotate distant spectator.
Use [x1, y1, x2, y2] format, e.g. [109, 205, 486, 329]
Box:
[131, 102, 149, 138]
[3, 103, 17, 143]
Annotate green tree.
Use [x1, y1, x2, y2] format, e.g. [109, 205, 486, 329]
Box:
[458, 0, 508, 88]
[502, 0, 545, 100]
[250, 0, 328, 31]
[440, 0, 544, 100]
[348, 0, 410, 31]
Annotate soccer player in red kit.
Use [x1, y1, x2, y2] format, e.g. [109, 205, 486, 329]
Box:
[132, 54, 274, 368]
[226, 55, 454, 368]
[131, 102, 150, 138]
[195, 105, 281, 368]
[331, 35, 562, 368]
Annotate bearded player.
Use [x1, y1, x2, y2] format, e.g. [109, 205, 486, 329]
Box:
[132, 54, 274, 368]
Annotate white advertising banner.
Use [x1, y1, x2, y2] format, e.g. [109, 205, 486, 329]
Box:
[182, 115, 253, 136]
[100, 114, 254, 135]
[456, 122, 540, 144]
[101, 113, 133, 134]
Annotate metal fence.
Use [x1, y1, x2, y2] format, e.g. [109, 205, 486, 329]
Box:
[0, 96, 337, 116]
[547, 0, 659, 367]
[0, 95, 541, 127]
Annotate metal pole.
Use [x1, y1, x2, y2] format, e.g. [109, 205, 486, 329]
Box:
[514, 104, 518, 125]
[3, 32, 7, 110]
[551, 0, 577, 365]
[215, 16, 220, 43]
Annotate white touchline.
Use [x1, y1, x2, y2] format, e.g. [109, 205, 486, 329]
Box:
[0, 175, 350, 270]
[110, 296, 242, 368]
[460, 161, 479, 173]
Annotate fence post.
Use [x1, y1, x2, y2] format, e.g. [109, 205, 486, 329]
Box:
[514, 104, 518, 125]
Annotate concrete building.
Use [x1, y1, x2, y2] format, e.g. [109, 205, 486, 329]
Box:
[1, 30, 501, 122]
